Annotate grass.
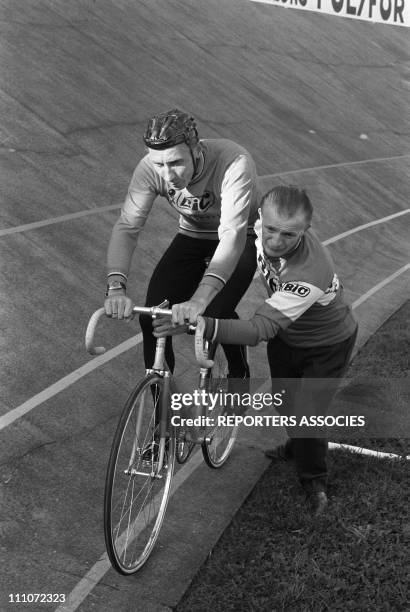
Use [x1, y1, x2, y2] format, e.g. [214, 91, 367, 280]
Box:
[339, 299, 409, 457]
[176, 301, 410, 612]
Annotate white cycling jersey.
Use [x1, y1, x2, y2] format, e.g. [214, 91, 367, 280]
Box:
[107, 138, 260, 288]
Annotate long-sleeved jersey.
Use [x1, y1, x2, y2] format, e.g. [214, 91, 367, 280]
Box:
[205, 222, 357, 348]
[107, 138, 260, 289]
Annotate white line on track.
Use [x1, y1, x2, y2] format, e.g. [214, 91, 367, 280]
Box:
[352, 263, 410, 309]
[0, 204, 119, 237]
[0, 154, 408, 237]
[258, 153, 410, 179]
[0, 334, 141, 430]
[329, 442, 410, 461]
[322, 209, 410, 246]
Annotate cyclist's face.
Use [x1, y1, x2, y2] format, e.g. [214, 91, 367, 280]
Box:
[148, 144, 196, 190]
[261, 205, 309, 259]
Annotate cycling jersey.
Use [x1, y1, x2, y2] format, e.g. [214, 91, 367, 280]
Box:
[107, 138, 260, 288]
[204, 222, 357, 348]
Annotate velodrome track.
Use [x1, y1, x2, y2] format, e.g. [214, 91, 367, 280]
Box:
[0, 1, 409, 610]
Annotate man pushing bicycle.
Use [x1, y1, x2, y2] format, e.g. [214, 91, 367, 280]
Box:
[154, 185, 358, 516]
[104, 108, 260, 378]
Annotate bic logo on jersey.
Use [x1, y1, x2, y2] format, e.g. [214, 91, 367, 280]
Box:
[281, 282, 311, 297]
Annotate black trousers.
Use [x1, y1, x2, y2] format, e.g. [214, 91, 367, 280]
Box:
[267, 327, 358, 493]
[140, 232, 257, 374]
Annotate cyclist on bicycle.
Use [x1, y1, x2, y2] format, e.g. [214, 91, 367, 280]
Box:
[105, 108, 260, 378]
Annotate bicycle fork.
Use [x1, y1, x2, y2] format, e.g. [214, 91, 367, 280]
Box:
[125, 342, 172, 479]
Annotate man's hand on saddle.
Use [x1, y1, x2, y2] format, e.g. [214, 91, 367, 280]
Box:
[152, 298, 207, 337]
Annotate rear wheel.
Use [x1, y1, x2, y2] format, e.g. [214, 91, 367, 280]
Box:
[104, 373, 175, 574]
[201, 343, 239, 468]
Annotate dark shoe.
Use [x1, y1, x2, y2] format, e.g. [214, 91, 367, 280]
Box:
[264, 440, 293, 461]
[307, 490, 328, 516]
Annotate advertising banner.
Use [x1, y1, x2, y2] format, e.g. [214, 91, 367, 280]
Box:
[251, 0, 409, 27]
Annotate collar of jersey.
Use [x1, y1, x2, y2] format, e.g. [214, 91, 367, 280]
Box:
[188, 143, 206, 185]
[280, 235, 303, 260]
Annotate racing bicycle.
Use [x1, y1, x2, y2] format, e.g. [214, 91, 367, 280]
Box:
[85, 303, 238, 574]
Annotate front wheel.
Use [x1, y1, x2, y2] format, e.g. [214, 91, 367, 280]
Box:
[201, 342, 239, 469]
[104, 373, 175, 574]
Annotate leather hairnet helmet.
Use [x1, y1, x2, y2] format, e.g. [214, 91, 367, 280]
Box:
[143, 108, 199, 150]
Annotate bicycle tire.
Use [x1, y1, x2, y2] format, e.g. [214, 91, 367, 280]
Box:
[201, 343, 239, 469]
[104, 373, 175, 574]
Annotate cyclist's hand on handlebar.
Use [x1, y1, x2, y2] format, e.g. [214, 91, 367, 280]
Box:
[152, 315, 187, 337]
[104, 294, 134, 320]
[171, 299, 207, 326]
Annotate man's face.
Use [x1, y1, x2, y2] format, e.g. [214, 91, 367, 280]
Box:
[261, 205, 309, 259]
[147, 143, 197, 190]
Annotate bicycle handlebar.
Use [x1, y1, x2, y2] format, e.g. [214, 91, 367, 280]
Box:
[85, 306, 213, 368]
[85, 305, 172, 355]
[85, 307, 107, 355]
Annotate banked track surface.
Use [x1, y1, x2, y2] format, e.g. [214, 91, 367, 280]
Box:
[0, 1, 409, 610]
